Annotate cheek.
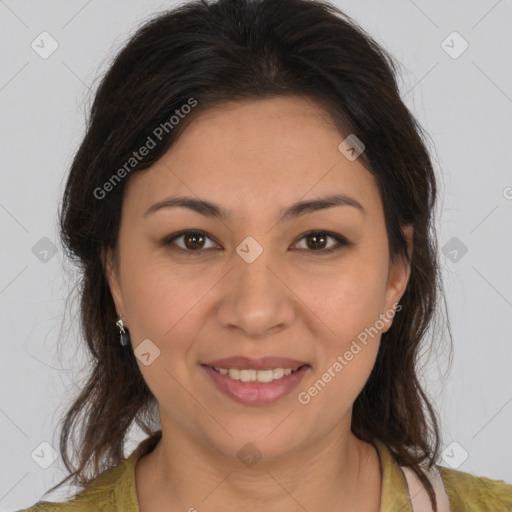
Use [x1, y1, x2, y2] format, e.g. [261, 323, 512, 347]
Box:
[318, 271, 384, 387]
[119, 256, 209, 411]
[307, 254, 389, 338]
[115, 239, 201, 347]
[297, 266, 385, 420]
[300, 249, 387, 400]
[297, 344, 379, 437]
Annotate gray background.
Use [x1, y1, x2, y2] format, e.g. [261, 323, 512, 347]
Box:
[1, 0, 511, 509]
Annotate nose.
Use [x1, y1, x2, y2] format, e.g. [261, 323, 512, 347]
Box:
[215, 245, 296, 339]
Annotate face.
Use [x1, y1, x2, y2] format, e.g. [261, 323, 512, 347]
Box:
[106, 96, 411, 462]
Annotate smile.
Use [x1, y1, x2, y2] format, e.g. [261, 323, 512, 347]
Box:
[210, 366, 303, 383]
[202, 364, 310, 405]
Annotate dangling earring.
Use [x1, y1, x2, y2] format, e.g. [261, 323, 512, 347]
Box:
[116, 314, 130, 346]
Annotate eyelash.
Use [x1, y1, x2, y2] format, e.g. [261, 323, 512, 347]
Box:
[161, 230, 351, 256]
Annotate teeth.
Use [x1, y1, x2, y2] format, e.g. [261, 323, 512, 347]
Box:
[212, 366, 302, 383]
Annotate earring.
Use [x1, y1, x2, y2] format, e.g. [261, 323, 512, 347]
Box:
[116, 314, 130, 346]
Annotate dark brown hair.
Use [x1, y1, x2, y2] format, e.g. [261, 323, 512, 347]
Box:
[44, 0, 451, 509]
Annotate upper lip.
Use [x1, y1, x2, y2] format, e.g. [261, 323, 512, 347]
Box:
[202, 356, 309, 370]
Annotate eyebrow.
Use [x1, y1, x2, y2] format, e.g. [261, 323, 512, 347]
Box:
[144, 193, 365, 222]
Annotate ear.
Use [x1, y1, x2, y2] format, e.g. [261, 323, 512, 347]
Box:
[382, 224, 413, 333]
[103, 247, 125, 316]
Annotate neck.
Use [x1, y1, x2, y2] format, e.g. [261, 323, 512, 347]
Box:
[135, 422, 382, 511]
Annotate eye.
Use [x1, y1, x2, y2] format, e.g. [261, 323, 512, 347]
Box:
[161, 230, 350, 255]
[293, 231, 350, 255]
[162, 230, 219, 253]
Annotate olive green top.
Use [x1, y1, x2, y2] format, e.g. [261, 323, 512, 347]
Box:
[18, 437, 512, 511]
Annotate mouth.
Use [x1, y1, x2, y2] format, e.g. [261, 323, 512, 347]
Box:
[200, 358, 310, 405]
[207, 364, 306, 383]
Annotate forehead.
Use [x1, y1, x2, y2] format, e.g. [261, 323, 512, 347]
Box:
[123, 96, 382, 221]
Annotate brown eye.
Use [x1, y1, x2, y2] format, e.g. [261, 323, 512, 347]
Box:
[182, 232, 206, 250]
[162, 229, 350, 256]
[294, 231, 350, 254]
[306, 232, 329, 250]
[163, 230, 218, 253]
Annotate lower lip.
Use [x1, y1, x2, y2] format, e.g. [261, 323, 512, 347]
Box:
[201, 365, 310, 405]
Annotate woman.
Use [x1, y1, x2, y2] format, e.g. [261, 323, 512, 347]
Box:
[19, 0, 512, 511]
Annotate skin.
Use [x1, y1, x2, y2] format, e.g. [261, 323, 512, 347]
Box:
[106, 96, 412, 511]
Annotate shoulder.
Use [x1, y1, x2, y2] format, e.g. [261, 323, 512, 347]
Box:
[15, 459, 130, 511]
[15, 501, 82, 511]
[16, 437, 158, 512]
[14, 490, 118, 512]
[15, 485, 120, 511]
[438, 465, 512, 511]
